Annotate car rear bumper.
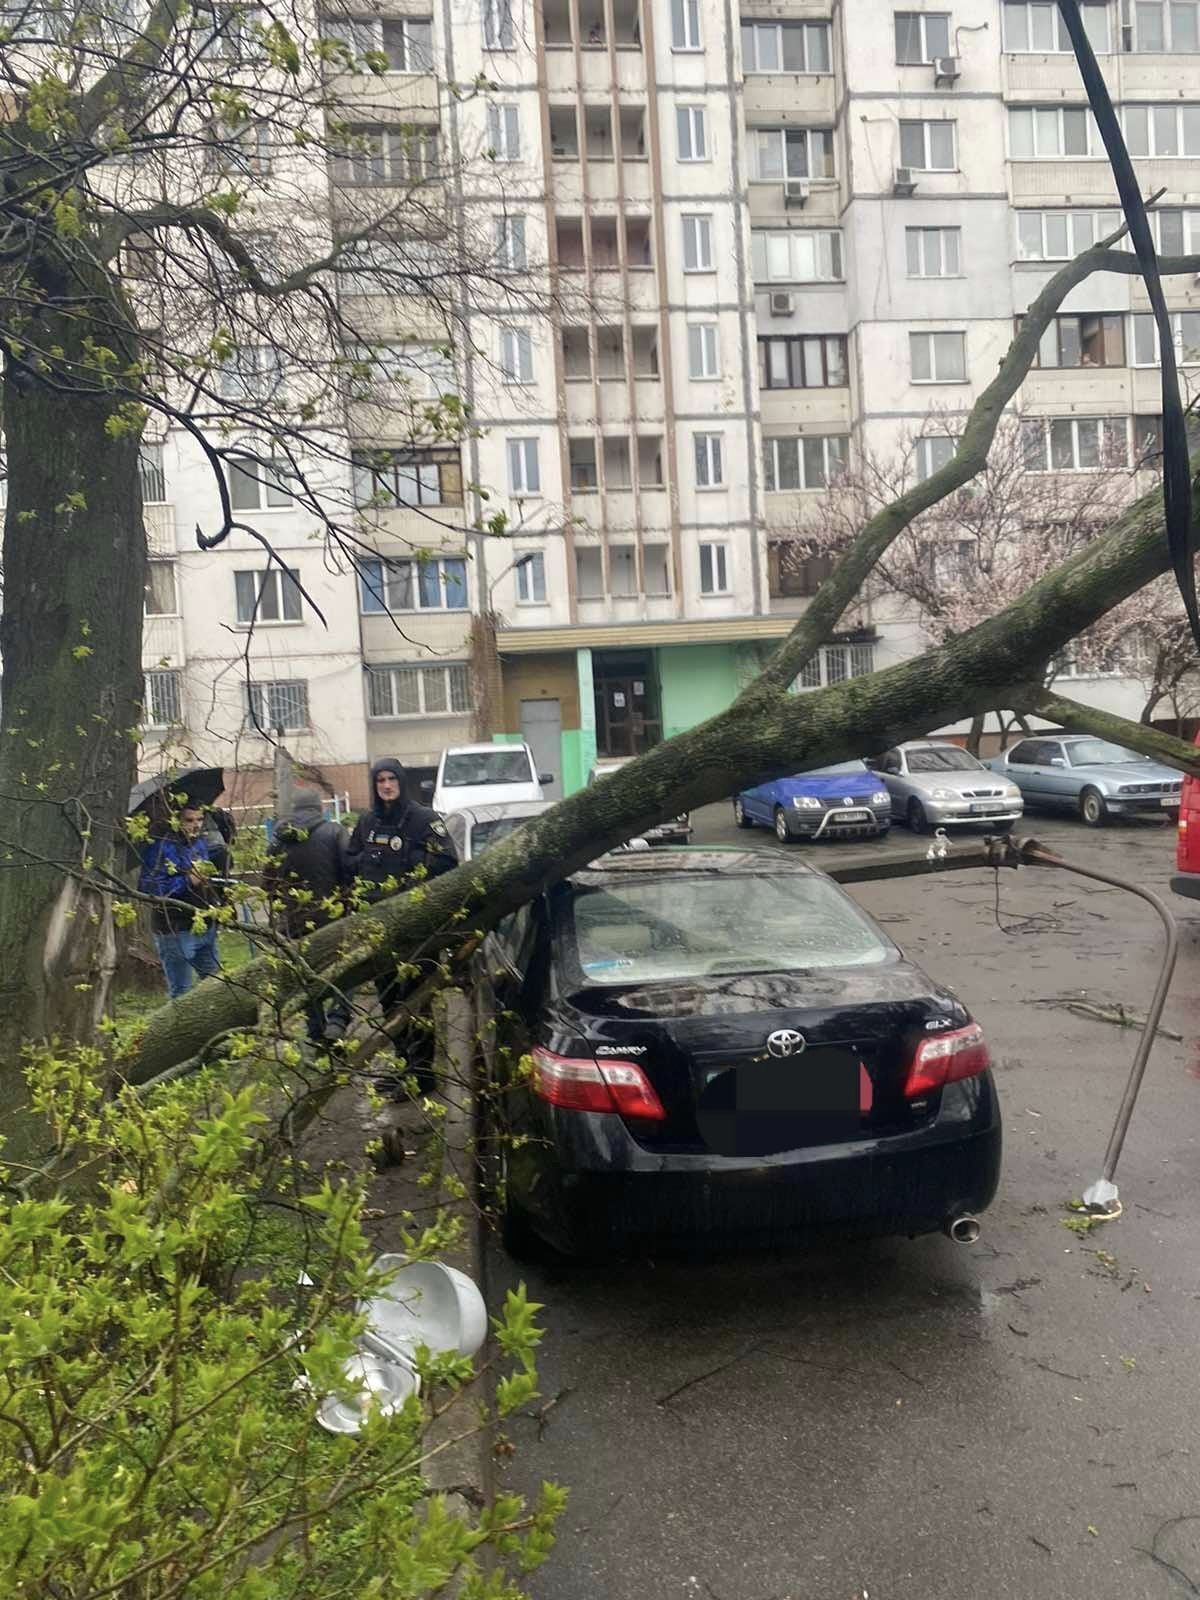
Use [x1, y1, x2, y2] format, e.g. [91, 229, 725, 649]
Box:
[512, 1079, 1001, 1254]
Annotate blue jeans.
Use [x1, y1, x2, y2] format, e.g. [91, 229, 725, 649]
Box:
[154, 926, 221, 999]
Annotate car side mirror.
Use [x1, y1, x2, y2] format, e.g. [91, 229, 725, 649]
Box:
[539, 772, 554, 785]
[1049, 757, 1066, 768]
[419, 778, 434, 796]
[863, 757, 878, 770]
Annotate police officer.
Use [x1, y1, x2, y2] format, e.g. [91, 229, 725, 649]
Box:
[346, 757, 457, 1024]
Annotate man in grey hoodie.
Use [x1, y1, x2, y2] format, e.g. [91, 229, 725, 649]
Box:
[265, 790, 354, 1044]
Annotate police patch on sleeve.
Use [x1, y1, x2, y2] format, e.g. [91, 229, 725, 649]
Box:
[429, 818, 448, 836]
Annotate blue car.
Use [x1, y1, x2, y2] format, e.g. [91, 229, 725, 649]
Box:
[734, 761, 892, 843]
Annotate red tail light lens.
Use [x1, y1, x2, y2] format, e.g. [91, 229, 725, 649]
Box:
[531, 1047, 666, 1121]
[903, 1023, 991, 1099]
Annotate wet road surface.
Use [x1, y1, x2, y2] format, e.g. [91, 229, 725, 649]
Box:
[484, 806, 1200, 1600]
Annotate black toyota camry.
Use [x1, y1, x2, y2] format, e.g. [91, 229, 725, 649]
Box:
[477, 848, 1001, 1258]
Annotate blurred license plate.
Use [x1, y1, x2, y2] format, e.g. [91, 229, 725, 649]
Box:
[970, 803, 1005, 814]
[830, 809, 870, 823]
[1161, 797, 1178, 807]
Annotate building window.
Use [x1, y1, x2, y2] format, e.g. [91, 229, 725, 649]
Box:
[1002, 0, 1109, 51]
[1015, 207, 1121, 259]
[1132, 411, 1200, 466]
[482, 0, 514, 49]
[793, 641, 876, 691]
[486, 103, 520, 160]
[1022, 416, 1129, 471]
[217, 345, 281, 402]
[609, 544, 638, 597]
[343, 340, 454, 401]
[694, 433, 724, 488]
[750, 228, 843, 282]
[915, 435, 957, 481]
[359, 555, 468, 613]
[1150, 208, 1200, 253]
[331, 124, 438, 184]
[352, 448, 463, 508]
[500, 327, 534, 383]
[768, 544, 836, 599]
[763, 435, 847, 490]
[906, 226, 961, 276]
[1031, 313, 1125, 367]
[144, 669, 182, 728]
[1131, 311, 1200, 365]
[894, 11, 950, 62]
[246, 680, 309, 732]
[699, 542, 729, 594]
[197, 2, 266, 59]
[1128, 0, 1199, 51]
[495, 214, 527, 269]
[234, 567, 303, 624]
[576, 547, 604, 598]
[644, 544, 671, 595]
[322, 14, 434, 69]
[752, 127, 835, 181]
[367, 662, 471, 718]
[899, 119, 956, 170]
[758, 334, 847, 389]
[206, 119, 273, 177]
[144, 561, 178, 616]
[507, 438, 541, 495]
[1123, 103, 1200, 156]
[139, 443, 167, 504]
[676, 104, 708, 160]
[909, 331, 966, 382]
[688, 323, 720, 379]
[671, 0, 701, 50]
[682, 213, 714, 271]
[1009, 105, 1098, 158]
[229, 454, 292, 510]
[741, 19, 830, 71]
[514, 551, 547, 603]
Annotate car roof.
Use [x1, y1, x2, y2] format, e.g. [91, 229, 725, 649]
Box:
[897, 740, 964, 750]
[454, 800, 553, 825]
[567, 845, 820, 888]
[442, 741, 530, 757]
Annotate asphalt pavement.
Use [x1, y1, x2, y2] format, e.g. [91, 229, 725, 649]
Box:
[484, 803, 1200, 1600]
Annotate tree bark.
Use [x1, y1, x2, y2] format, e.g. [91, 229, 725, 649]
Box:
[0, 260, 145, 1084]
[965, 715, 986, 756]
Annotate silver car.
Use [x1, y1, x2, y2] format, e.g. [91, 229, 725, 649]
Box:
[985, 735, 1183, 827]
[872, 742, 1024, 833]
[443, 800, 553, 861]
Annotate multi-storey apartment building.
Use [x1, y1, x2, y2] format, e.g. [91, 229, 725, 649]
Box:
[142, 0, 1193, 804]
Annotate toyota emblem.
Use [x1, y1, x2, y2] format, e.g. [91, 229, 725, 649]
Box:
[766, 1028, 806, 1058]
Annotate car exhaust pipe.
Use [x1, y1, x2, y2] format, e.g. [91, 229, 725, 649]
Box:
[944, 1213, 981, 1244]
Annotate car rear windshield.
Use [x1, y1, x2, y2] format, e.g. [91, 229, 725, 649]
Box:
[906, 747, 981, 773]
[570, 873, 891, 984]
[469, 816, 532, 852]
[1067, 739, 1146, 767]
[442, 750, 533, 787]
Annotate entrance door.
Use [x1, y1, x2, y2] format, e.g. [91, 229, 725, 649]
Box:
[520, 698, 563, 799]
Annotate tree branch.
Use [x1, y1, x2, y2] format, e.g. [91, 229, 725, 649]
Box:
[1030, 690, 1200, 769]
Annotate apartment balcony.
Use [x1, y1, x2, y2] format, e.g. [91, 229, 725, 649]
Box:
[743, 75, 836, 123]
[574, 484, 672, 534]
[360, 610, 471, 661]
[577, 594, 676, 626]
[564, 378, 666, 428]
[143, 614, 185, 669]
[354, 503, 465, 546]
[543, 45, 646, 98]
[551, 158, 653, 208]
[747, 178, 840, 225]
[1020, 368, 1134, 412]
[761, 388, 852, 432]
[1001, 53, 1116, 99]
[1009, 157, 1200, 206]
[1119, 54, 1200, 95]
[144, 502, 175, 556]
[327, 71, 439, 117]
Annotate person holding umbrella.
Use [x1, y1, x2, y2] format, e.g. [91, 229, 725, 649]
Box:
[137, 804, 222, 997]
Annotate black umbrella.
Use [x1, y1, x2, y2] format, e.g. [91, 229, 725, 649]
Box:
[129, 767, 226, 818]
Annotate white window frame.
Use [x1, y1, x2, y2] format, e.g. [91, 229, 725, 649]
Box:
[1008, 105, 1099, 159]
[1150, 208, 1200, 254]
[914, 435, 957, 481]
[499, 327, 534, 384]
[245, 680, 310, 733]
[1002, 0, 1110, 52]
[608, 544, 638, 598]
[143, 669, 182, 729]
[910, 330, 967, 383]
[898, 119, 956, 171]
[495, 214, 527, 270]
[1131, 311, 1200, 366]
[359, 554, 469, 614]
[750, 228, 844, 283]
[507, 437, 541, 495]
[682, 213, 714, 272]
[1022, 415, 1130, 471]
[324, 14, 434, 71]
[514, 551, 547, 604]
[676, 104, 708, 161]
[575, 547, 604, 599]
[894, 11, 951, 63]
[1122, 103, 1200, 157]
[482, 0, 514, 50]
[367, 662, 471, 719]
[1129, 0, 1200, 52]
[486, 103, 520, 161]
[671, 0, 701, 51]
[1015, 208, 1122, 260]
[793, 641, 876, 691]
[687, 322, 720, 379]
[643, 544, 671, 597]
[228, 454, 291, 511]
[763, 434, 848, 491]
[741, 19, 831, 72]
[144, 560, 179, 617]
[751, 126, 835, 182]
[905, 225, 961, 277]
[699, 542, 730, 595]
[217, 344, 281, 401]
[694, 432, 725, 488]
[234, 566, 303, 625]
[139, 442, 167, 503]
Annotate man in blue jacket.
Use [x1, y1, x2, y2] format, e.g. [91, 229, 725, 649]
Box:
[138, 805, 222, 998]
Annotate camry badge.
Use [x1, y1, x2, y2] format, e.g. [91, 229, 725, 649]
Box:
[766, 1028, 806, 1058]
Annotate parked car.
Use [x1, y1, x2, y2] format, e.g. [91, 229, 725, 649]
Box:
[443, 800, 554, 862]
[588, 756, 692, 846]
[733, 761, 891, 843]
[477, 847, 1000, 1258]
[985, 735, 1183, 827]
[425, 742, 552, 814]
[1171, 730, 1200, 900]
[870, 742, 1023, 834]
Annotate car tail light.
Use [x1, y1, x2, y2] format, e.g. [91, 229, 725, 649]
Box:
[531, 1047, 666, 1121]
[903, 1023, 991, 1099]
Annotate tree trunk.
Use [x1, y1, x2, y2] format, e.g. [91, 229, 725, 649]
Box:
[0, 268, 145, 1092]
[965, 715, 986, 756]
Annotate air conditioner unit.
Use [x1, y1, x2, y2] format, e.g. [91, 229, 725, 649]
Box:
[933, 54, 960, 85]
[769, 291, 795, 316]
[784, 178, 810, 207]
[893, 165, 917, 196]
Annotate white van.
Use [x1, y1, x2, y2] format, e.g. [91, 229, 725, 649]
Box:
[426, 742, 552, 814]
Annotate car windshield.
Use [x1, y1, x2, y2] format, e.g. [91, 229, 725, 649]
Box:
[809, 761, 867, 776]
[442, 750, 533, 787]
[905, 747, 982, 773]
[1066, 740, 1147, 767]
[570, 873, 890, 985]
[469, 816, 533, 852]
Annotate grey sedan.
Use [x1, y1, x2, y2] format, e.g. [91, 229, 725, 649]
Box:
[984, 735, 1183, 827]
[871, 742, 1024, 833]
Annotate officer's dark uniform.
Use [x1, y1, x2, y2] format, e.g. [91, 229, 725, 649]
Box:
[346, 757, 457, 1022]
